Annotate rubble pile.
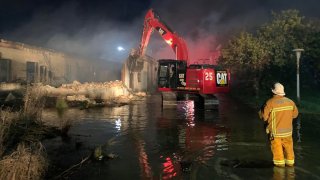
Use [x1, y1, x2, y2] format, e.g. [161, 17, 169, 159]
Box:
[0, 81, 147, 108]
[43, 80, 146, 107]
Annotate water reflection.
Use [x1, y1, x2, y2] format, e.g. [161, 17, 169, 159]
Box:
[115, 117, 121, 132]
[40, 94, 320, 179]
[158, 100, 229, 178]
[177, 100, 195, 127]
[273, 167, 295, 180]
[296, 117, 302, 143]
[43, 96, 239, 179]
[136, 139, 153, 179]
[161, 156, 180, 179]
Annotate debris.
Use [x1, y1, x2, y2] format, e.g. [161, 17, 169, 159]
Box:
[107, 153, 118, 159]
[54, 154, 91, 179]
[4, 92, 16, 102]
[94, 146, 104, 161]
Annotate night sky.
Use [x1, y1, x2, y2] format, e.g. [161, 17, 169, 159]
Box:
[1, 0, 319, 62]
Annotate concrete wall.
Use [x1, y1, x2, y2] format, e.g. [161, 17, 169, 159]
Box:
[0, 39, 119, 85]
[121, 53, 158, 93]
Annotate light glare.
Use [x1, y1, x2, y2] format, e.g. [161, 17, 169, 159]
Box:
[117, 46, 125, 51]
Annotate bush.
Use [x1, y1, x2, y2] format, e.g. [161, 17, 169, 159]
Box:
[22, 85, 47, 124]
[0, 142, 48, 180]
[0, 85, 52, 179]
[0, 108, 18, 157]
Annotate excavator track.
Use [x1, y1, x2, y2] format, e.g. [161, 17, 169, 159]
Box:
[161, 92, 219, 110]
[198, 94, 219, 110]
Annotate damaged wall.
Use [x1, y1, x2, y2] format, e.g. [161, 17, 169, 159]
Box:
[0, 39, 119, 85]
[121, 52, 158, 93]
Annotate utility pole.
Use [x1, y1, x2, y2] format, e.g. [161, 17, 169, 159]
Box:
[293, 48, 304, 104]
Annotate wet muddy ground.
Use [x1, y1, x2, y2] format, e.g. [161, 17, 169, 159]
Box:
[42, 94, 320, 179]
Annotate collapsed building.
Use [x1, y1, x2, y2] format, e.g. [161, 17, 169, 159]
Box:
[0, 38, 158, 96]
[0, 39, 158, 107]
[0, 39, 121, 86]
[121, 49, 158, 93]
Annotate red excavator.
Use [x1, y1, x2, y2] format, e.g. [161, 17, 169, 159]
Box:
[139, 9, 230, 109]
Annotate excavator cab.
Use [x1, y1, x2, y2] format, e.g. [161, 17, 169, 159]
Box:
[157, 59, 187, 91]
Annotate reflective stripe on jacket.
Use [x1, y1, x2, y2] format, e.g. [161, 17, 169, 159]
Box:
[262, 95, 299, 137]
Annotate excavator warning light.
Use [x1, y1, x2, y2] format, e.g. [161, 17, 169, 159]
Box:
[165, 38, 173, 45]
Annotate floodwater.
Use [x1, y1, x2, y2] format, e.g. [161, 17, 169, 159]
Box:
[43, 94, 320, 180]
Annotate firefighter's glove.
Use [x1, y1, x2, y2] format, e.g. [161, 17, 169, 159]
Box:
[266, 128, 270, 134]
[258, 111, 263, 119]
[269, 133, 274, 141]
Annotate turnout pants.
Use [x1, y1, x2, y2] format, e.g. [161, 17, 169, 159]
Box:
[270, 136, 294, 167]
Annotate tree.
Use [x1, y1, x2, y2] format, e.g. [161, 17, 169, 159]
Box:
[220, 32, 269, 96]
[304, 31, 320, 87]
[220, 9, 320, 97]
[258, 10, 311, 86]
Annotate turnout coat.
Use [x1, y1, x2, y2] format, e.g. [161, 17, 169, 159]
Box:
[262, 95, 299, 138]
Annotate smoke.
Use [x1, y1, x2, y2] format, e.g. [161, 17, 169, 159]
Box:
[2, 1, 146, 64]
[2, 0, 319, 64]
[147, 0, 320, 62]
[149, 31, 220, 64]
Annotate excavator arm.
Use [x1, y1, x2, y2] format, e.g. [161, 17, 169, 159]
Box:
[139, 9, 189, 62]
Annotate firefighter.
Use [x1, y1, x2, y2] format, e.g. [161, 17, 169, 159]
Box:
[260, 82, 299, 167]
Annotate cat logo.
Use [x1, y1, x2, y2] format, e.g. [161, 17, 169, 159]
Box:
[216, 71, 228, 86]
[179, 73, 186, 86]
[156, 27, 166, 36]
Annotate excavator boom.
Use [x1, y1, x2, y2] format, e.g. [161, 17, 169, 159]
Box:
[139, 9, 189, 62]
